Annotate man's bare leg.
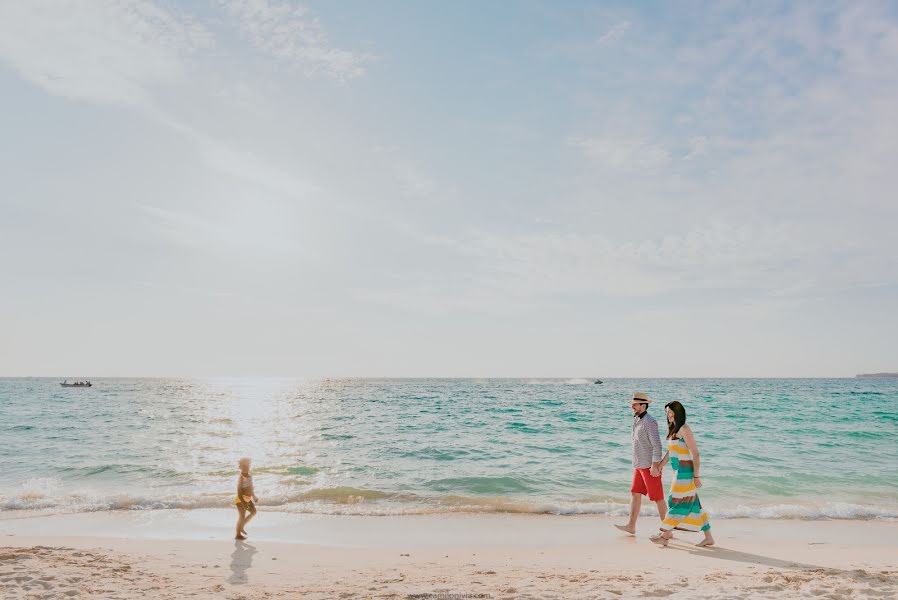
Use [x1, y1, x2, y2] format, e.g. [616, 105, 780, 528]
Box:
[614, 493, 642, 534]
[655, 499, 667, 522]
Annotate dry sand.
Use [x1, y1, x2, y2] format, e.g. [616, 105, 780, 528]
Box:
[2, 511, 897, 599]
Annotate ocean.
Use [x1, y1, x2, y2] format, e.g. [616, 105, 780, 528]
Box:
[2, 377, 896, 520]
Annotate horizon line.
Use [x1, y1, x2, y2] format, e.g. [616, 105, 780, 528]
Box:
[1, 374, 891, 380]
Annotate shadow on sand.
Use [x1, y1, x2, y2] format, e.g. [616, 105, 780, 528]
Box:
[666, 542, 825, 570]
[662, 540, 898, 595]
[228, 540, 258, 585]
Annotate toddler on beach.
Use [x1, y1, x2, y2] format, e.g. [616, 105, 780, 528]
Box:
[234, 457, 258, 540]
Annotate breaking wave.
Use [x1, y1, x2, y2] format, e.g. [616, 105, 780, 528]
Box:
[2, 481, 896, 521]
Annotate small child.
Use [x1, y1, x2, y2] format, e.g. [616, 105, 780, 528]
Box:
[234, 457, 258, 540]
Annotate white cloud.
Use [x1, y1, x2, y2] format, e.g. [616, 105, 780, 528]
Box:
[0, 0, 210, 107]
[138, 202, 306, 258]
[569, 136, 671, 171]
[193, 131, 320, 198]
[0, 1, 323, 218]
[597, 21, 630, 47]
[684, 136, 708, 160]
[371, 145, 439, 199]
[219, 0, 370, 81]
[561, 2, 898, 302]
[358, 284, 516, 316]
[358, 212, 898, 317]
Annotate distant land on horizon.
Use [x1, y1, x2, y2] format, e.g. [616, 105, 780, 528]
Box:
[856, 372, 898, 378]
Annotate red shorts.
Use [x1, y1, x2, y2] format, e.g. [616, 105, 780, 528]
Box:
[630, 468, 663, 501]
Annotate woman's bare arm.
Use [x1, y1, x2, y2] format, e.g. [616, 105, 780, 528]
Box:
[680, 425, 701, 484]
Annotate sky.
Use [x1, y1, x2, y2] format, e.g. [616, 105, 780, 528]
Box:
[1, 0, 897, 378]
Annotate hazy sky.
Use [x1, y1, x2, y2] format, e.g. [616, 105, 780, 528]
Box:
[1, 1, 897, 377]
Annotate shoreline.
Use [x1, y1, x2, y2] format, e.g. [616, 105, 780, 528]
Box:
[3, 512, 897, 598]
[5, 489, 897, 520]
[3, 509, 898, 545]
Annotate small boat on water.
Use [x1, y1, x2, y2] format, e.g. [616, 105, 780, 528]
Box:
[60, 380, 92, 387]
[593, 379, 603, 384]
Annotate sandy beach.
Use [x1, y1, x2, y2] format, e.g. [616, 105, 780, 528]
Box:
[2, 511, 897, 599]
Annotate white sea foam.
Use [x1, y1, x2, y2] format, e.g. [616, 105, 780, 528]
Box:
[709, 502, 898, 521]
[3, 490, 897, 521]
[1, 478, 63, 510]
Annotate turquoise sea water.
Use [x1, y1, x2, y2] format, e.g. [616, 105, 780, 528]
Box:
[1, 378, 896, 520]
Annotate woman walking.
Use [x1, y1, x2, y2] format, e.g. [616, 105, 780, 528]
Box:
[651, 401, 714, 547]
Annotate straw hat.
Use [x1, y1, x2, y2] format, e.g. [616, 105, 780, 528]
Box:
[631, 391, 653, 404]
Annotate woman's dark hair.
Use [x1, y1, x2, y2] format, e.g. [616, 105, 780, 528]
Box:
[664, 401, 687, 439]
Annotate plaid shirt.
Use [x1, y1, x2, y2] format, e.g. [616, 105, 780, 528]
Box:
[632, 412, 663, 468]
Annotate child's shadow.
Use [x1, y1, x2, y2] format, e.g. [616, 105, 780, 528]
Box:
[228, 540, 258, 585]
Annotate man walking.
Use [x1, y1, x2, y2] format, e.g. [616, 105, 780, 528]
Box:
[615, 391, 666, 534]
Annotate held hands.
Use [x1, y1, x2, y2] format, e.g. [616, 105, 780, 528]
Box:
[649, 465, 661, 478]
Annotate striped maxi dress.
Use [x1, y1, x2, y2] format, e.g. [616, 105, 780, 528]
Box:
[661, 437, 711, 532]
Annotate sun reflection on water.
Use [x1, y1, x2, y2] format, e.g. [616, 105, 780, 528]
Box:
[170, 378, 327, 502]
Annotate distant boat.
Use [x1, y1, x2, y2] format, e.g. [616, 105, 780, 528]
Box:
[60, 380, 92, 387]
[594, 379, 603, 384]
